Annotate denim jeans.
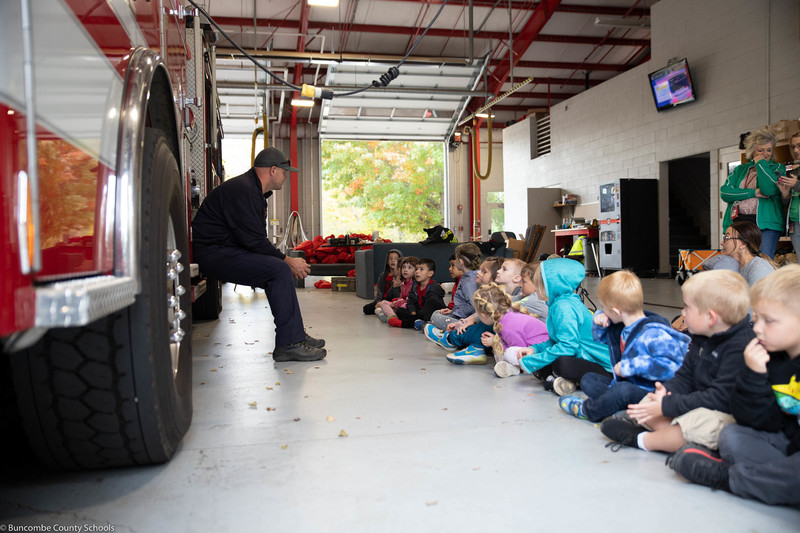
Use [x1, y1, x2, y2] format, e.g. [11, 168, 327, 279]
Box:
[579, 373, 649, 423]
[759, 228, 780, 259]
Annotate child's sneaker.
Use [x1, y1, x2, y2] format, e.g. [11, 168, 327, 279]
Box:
[601, 417, 645, 451]
[446, 345, 488, 365]
[667, 445, 731, 491]
[379, 313, 389, 324]
[553, 377, 577, 396]
[413, 319, 425, 331]
[494, 361, 520, 378]
[387, 317, 402, 328]
[375, 307, 384, 317]
[559, 395, 587, 419]
[424, 324, 456, 350]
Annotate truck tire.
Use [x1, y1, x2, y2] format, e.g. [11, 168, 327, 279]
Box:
[192, 276, 222, 320]
[10, 128, 193, 469]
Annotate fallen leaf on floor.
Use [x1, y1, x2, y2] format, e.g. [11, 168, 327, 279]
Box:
[473, 467, 481, 471]
[213, 342, 221, 346]
[281, 444, 288, 450]
[210, 369, 217, 372]
[245, 342, 254, 345]
[355, 416, 361, 419]
[338, 429, 348, 437]
[248, 401, 257, 408]
[202, 354, 208, 357]
[304, 395, 309, 398]
[388, 358, 394, 360]
[421, 368, 426, 370]
[255, 340, 260, 342]
[226, 343, 232, 347]
[266, 387, 273, 390]
[326, 415, 336, 422]
[426, 501, 438, 507]
[275, 382, 281, 386]
[200, 382, 206, 385]
[266, 407, 276, 411]
[441, 408, 448, 410]
[494, 385, 502, 388]
[528, 393, 534, 396]
[314, 366, 320, 369]
[294, 417, 301, 422]
[284, 369, 293, 374]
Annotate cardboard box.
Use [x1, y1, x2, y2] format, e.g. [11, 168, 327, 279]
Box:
[767, 119, 800, 142]
[331, 276, 356, 292]
[505, 238, 526, 259]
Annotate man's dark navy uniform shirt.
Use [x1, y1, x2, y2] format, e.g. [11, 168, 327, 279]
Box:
[192, 168, 286, 260]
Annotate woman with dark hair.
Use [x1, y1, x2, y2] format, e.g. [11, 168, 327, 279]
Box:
[720, 220, 776, 286]
[720, 128, 786, 259]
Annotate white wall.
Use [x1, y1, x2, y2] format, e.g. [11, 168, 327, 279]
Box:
[503, 0, 800, 272]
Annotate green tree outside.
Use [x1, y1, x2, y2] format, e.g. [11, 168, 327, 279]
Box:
[320, 140, 445, 242]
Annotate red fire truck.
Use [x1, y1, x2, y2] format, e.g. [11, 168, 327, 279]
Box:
[1, 0, 222, 469]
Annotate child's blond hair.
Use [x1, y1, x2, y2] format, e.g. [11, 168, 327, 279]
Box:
[473, 283, 532, 355]
[502, 258, 526, 278]
[532, 263, 547, 300]
[681, 270, 750, 326]
[597, 270, 643, 314]
[521, 262, 539, 283]
[751, 264, 800, 316]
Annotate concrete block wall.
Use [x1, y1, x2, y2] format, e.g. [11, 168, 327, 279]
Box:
[503, 0, 800, 273]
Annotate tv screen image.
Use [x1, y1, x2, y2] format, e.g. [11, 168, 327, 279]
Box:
[648, 58, 696, 111]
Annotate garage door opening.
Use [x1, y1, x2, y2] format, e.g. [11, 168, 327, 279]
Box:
[320, 140, 445, 242]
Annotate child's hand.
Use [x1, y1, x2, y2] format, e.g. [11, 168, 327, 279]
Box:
[453, 319, 470, 334]
[744, 337, 770, 374]
[627, 382, 668, 424]
[516, 347, 534, 361]
[613, 361, 623, 377]
[481, 332, 495, 347]
[439, 308, 452, 315]
[593, 311, 610, 327]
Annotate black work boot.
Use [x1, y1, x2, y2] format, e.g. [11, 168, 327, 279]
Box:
[273, 342, 326, 362]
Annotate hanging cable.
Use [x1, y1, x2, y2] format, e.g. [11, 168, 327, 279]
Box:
[185, 0, 449, 101]
[466, 115, 492, 180]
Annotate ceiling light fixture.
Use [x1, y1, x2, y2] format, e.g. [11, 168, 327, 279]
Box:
[308, 0, 339, 6]
[594, 16, 650, 28]
[476, 112, 495, 118]
[291, 98, 315, 107]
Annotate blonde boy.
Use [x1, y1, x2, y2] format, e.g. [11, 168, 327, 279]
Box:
[601, 270, 754, 453]
[669, 265, 800, 506]
[559, 270, 689, 422]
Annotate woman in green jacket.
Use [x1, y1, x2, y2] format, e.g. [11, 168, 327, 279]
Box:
[778, 131, 800, 256]
[720, 128, 786, 259]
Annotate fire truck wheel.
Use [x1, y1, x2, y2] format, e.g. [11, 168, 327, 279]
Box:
[11, 128, 192, 469]
[192, 276, 222, 320]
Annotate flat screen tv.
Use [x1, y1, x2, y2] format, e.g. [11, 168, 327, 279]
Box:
[648, 58, 696, 111]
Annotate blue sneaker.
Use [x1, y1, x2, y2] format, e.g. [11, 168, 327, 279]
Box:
[413, 319, 425, 331]
[379, 313, 389, 324]
[446, 345, 488, 365]
[424, 324, 456, 350]
[559, 395, 587, 420]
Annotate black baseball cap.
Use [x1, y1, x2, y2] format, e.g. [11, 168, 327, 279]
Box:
[253, 147, 299, 172]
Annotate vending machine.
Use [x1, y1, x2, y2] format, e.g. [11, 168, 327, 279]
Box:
[598, 180, 659, 274]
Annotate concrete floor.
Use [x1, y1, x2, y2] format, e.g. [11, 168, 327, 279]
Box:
[2, 277, 799, 532]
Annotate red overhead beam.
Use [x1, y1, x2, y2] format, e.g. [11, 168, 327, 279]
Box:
[289, 0, 310, 213]
[490, 59, 627, 72]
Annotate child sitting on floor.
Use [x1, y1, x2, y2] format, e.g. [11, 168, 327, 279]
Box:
[364, 248, 402, 315]
[601, 270, 754, 454]
[424, 257, 517, 364]
[429, 243, 482, 331]
[473, 284, 549, 378]
[446, 255, 463, 310]
[378, 256, 418, 323]
[518, 262, 548, 321]
[516, 258, 612, 396]
[559, 270, 689, 421]
[667, 265, 800, 507]
[388, 258, 445, 329]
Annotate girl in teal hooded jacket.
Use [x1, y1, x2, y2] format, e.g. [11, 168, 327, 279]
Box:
[517, 258, 611, 375]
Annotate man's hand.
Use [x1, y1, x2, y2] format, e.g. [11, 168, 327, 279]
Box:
[744, 337, 770, 374]
[284, 255, 311, 279]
